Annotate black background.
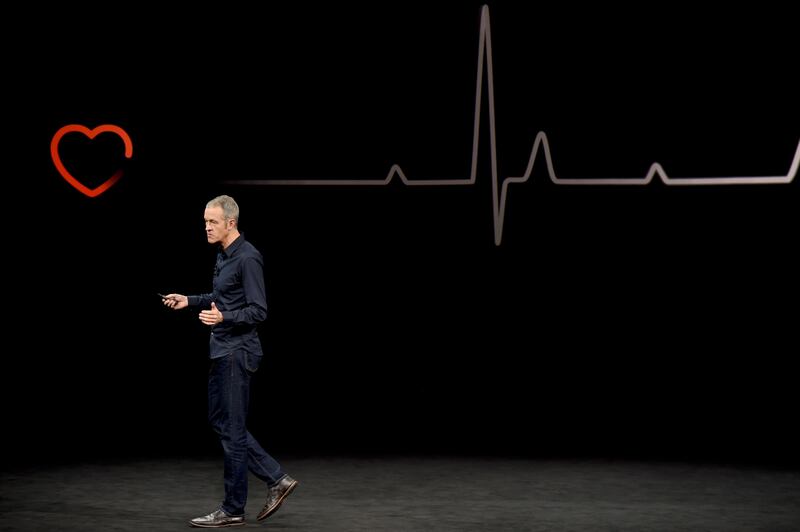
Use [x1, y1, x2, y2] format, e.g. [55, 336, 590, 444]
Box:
[7, 2, 798, 467]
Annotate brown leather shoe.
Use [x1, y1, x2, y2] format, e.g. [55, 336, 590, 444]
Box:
[188, 508, 245, 528]
[257, 475, 298, 521]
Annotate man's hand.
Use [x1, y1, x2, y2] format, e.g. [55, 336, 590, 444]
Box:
[162, 293, 188, 310]
[199, 302, 224, 326]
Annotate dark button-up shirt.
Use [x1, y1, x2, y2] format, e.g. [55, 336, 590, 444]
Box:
[188, 234, 267, 359]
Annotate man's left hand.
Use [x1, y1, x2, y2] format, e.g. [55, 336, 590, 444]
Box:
[199, 302, 224, 326]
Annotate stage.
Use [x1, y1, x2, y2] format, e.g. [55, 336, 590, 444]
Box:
[2, 454, 798, 531]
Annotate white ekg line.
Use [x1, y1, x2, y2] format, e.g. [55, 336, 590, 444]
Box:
[225, 5, 800, 246]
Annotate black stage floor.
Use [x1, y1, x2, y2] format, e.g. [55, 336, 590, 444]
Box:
[2, 455, 798, 531]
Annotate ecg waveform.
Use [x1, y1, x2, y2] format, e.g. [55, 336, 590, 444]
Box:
[225, 5, 800, 246]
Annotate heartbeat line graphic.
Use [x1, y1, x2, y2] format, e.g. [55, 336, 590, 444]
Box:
[225, 5, 800, 246]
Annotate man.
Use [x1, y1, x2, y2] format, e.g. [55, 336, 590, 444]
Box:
[162, 195, 297, 528]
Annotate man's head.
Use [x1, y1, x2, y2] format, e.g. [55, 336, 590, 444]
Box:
[205, 195, 240, 247]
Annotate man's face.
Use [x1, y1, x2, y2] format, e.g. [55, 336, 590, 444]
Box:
[204, 206, 231, 244]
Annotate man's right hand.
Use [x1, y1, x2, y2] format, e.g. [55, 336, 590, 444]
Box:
[162, 293, 188, 310]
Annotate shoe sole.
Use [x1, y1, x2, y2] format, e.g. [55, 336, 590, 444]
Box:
[187, 521, 245, 528]
[257, 479, 298, 521]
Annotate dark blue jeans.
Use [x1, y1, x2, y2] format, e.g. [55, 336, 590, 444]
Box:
[208, 350, 286, 516]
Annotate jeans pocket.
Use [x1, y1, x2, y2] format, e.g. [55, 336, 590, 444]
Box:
[245, 352, 262, 374]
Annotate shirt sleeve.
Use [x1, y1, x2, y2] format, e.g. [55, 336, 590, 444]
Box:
[188, 293, 214, 308]
[221, 254, 268, 325]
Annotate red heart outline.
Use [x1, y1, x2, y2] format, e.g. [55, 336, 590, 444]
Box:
[51, 124, 133, 197]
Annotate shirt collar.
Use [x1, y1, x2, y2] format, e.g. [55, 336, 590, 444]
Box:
[220, 233, 244, 258]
